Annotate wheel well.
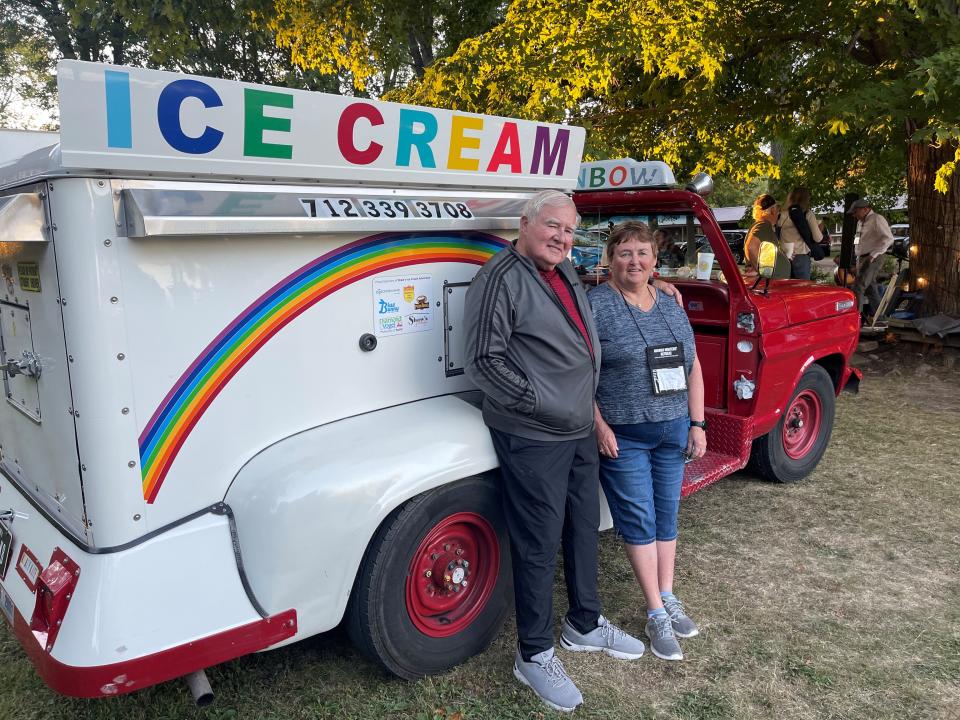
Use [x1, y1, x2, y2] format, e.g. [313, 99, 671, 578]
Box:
[814, 354, 845, 394]
[346, 470, 501, 607]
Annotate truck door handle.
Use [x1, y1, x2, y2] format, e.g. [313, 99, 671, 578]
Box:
[3, 351, 42, 379]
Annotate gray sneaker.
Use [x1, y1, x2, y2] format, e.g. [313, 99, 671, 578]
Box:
[662, 596, 699, 638]
[559, 614, 645, 660]
[645, 613, 683, 661]
[513, 646, 583, 713]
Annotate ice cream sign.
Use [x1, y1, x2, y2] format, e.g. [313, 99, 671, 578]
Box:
[56, 60, 586, 189]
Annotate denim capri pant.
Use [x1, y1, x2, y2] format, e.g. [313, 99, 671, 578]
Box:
[599, 416, 689, 545]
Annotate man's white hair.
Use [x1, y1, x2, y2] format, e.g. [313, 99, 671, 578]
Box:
[521, 190, 580, 225]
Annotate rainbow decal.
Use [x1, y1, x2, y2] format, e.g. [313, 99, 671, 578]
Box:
[138, 231, 506, 503]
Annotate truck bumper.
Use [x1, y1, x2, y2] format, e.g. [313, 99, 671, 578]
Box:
[0, 470, 297, 697]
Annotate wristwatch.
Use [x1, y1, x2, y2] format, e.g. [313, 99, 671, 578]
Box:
[690, 419, 707, 430]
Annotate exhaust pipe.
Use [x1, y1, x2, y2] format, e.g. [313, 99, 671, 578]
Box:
[185, 669, 214, 707]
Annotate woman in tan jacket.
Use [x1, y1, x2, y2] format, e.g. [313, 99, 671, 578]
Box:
[777, 187, 822, 280]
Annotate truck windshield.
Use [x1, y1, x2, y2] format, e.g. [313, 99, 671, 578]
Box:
[578, 211, 702, 268]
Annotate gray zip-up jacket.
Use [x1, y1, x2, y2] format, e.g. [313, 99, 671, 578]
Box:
[463, 245, 600, 441]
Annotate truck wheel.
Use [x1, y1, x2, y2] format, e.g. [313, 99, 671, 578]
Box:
[750, 364, 835, 483]
[347, 474, 511, 679]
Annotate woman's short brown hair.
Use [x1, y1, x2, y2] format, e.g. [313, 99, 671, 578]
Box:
[604, 221, 657, 263]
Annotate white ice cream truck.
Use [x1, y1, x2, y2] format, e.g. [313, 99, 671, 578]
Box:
[0, 61, 586, 698]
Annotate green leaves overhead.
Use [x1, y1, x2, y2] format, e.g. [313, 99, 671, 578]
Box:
[267, 0, 503, 95]
[393, 0, 960, 201]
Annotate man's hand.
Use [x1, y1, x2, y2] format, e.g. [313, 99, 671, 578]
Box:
[653, 278, 683, 307]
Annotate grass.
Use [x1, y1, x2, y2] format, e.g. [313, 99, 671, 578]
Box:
[2, 344, 958, 720]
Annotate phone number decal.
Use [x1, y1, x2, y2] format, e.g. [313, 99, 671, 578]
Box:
[300, 197, 475, 220]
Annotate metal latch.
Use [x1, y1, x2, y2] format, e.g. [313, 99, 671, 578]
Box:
[3, 351, 42, 379]
[0, 509, 29, 522]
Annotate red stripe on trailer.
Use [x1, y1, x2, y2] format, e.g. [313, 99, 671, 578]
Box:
[6, 604, 297, 697]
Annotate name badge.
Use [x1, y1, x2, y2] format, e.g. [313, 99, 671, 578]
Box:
[646, 343, 688, 395]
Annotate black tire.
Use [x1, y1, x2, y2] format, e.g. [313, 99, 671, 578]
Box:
[749, 364, 835, 483]
[346, 474, 512, 679]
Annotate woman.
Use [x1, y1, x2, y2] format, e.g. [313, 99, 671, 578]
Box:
[590, 221, 706, 661]
[777, 186, 823, 279]
[744, 194, 791, 279]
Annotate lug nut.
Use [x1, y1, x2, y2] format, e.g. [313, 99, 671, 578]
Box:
[461, 580, 469, 588]
[444, 544, 451, 551]
[447, 561, 455, 570]
[456, 548, 463, 556]
[430, 553, 439, 561]
[463, 560, 470, 568]
[444, 574, 451, 582]
[424, 570, 432, 578]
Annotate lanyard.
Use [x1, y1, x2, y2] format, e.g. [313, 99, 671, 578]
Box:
[617, 286, 681, 348]
[617, 286, 687, 396]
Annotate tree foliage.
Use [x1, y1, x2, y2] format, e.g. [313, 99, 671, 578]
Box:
[266, 0, 504, 95]
[3, 0, 341, 124]
[394, 0, 960, 206]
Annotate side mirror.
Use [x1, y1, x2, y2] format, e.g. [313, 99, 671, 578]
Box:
[685, 172, 714, 197]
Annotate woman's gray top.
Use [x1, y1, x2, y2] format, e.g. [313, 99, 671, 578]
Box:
[590, 282, 696, 425]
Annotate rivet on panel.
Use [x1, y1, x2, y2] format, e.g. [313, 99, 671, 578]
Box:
[104, 239, 112, 246]
[117, 353, 125, 361]
[133, 514, 141, 521]
[110, 296, 118, 304]
[127, 460, 136, 468]
[121, 407, 129, 415]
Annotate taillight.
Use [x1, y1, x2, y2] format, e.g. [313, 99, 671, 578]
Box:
[30, 548, 79, 652]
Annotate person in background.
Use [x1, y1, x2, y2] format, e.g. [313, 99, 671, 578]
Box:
[743, 194, 791, 279]
[817, 220, 833, 258]
[777, 187, 822, 280]
[655, 229, 684, 268]
[591, 221, 706, 662]
[848, 199, 895, 317]
[462, 190, 648, 713]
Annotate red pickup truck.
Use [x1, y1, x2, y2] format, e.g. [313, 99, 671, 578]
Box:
[574, 160, 862, 491]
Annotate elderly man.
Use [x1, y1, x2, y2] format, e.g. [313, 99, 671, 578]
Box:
[849, 199, 894, 316]
[462, 190, 647, 712]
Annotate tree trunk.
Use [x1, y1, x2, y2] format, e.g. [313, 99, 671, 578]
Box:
[908, 140, 960, 316]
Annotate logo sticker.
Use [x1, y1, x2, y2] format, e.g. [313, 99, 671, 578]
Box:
[372, 274, 434, 336]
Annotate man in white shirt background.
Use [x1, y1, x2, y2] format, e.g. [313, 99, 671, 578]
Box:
[849, 199, 895, 317]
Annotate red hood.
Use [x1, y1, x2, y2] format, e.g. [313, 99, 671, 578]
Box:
[751, 281, 858, 331]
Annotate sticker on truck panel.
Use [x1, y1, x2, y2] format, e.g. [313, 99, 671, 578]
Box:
[373, 274, 433, 337]
[16, 544, 40, 591]
[16, 262, 40, 292]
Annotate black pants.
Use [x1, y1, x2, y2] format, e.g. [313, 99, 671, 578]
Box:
[490, 429, 602, 659]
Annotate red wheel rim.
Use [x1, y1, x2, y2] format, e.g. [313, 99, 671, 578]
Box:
[782, 389, 822, 460]
[405, 512, 500, 638]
